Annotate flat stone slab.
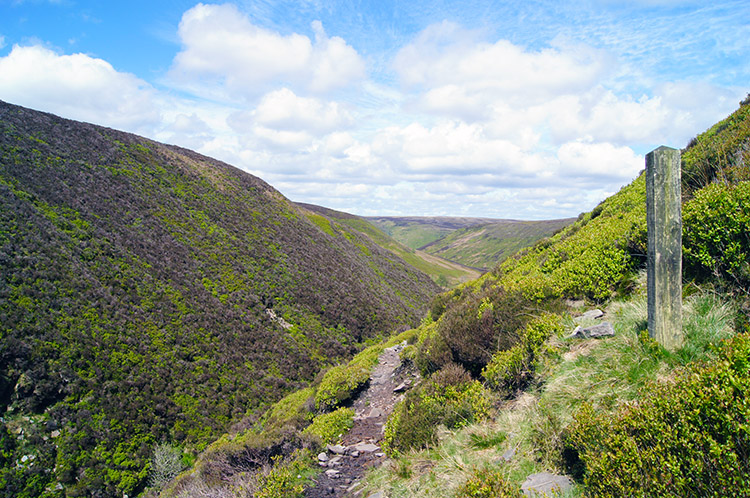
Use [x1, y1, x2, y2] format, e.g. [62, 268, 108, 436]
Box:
[352, 442, 380, 453]
[326, 444, 347, 455]
[576, 309, 604, 321]
[521, 472, 573, 496]
[567, 322, 615, 339]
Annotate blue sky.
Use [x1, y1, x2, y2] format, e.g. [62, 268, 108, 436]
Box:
[1, 0, 748, 219]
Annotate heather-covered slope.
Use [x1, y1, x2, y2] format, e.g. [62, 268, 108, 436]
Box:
[0, 101, 439, 497]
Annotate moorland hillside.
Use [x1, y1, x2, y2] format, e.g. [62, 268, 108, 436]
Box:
[0, 100, 439, 497]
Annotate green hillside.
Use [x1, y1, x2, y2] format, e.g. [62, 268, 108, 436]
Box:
[298, 204, 482, 287]
[366, 216, 500, 250]
[421, 218, 575, 270]
[0, 101, 439, 498]
[368, 216, 575, 270]
[159, 98, 750, 498]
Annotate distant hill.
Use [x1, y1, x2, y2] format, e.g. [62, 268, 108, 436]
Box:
[298, 204, 482, 287]
[0, 100, 439, 497]
[367, 216, 575, 270]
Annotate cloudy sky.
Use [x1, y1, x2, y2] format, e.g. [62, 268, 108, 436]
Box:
[1, 0, 748, 219]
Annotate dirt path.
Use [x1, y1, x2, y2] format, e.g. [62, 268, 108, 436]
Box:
[304, 342, 414, 498]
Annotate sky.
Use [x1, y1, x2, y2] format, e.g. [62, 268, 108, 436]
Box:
[0, 0, 748, 219]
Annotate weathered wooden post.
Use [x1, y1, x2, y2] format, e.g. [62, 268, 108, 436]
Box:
[646, 146, 683, 350]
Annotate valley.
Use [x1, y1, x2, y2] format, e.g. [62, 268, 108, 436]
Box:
[1, 96, 750, 498]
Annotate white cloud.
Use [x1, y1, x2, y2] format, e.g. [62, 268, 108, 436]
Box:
[169, 3, 365, 98]
[0, 44, 159, 132]
[557, 140, 643, 181]
[253, 88, 353, 134]
[395, 22, 612, 107]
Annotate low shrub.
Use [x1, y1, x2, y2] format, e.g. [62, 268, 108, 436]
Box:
[315, 345, 381, 411]
[565, 333, 750, 497]
[483, 314, 564, 393]
[683, 181, 750, 291]
[260, 387, 315, 432]
[301, 407, 354, 446]
[382, 364, 490, 456]
[457, 466, 523, 498]
[414, 320, 453, 376]
[426, 287, 530, 377]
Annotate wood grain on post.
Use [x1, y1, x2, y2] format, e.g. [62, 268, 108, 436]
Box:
[646, 146, 683, 350]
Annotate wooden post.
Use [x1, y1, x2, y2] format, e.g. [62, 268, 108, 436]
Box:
[646, 146, 683, 350]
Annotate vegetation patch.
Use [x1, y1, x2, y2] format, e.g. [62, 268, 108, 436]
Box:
[383, 364, 490, 456]
[566, 333, 750, 497]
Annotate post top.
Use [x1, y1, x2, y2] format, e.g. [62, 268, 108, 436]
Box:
[648, 145, 679, 154]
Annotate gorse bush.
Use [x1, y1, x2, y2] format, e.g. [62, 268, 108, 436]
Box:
[383, 364, 490, 456]
[565, 333, 750, 497]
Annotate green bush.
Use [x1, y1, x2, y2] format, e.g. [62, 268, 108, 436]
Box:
[683, 181, 750, 290]
[457, 466, 523, 498]
[414, 320, 454, 376]
[483, 314, 564, 392]
[383, 364, 490, 456]
[436, 289, 528, 376]
[301, 407, 354, 446]
[260, 387, 315, 432]
[565, 333, 750, 497]
[315, 344, 381, 411]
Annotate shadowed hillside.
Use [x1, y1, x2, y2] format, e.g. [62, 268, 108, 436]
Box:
[0, 101, 439, 497]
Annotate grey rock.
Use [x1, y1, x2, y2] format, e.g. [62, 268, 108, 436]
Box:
[367, 492, 385, 498]
[393, 382, 409, 393]
[350, 450, 360, 458]
[325, 469, 341, 479]
[578, 308, 604, 321]
[501, 447, 515, 462]
[567, 322, 615, 339]
[318, 452, 329, 462]
[521, 472, 573, 496]
[353, 442, 380, 453]
[327, 444, 347, 455]
[367, 407, 384, 418]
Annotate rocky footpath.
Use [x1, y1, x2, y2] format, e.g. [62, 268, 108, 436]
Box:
[304, 342, 414, 498]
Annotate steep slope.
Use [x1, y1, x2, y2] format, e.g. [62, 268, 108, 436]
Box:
[298, 203, 482, 287]
[420, 218, 575, 270]
[0, 101, 439, 497]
